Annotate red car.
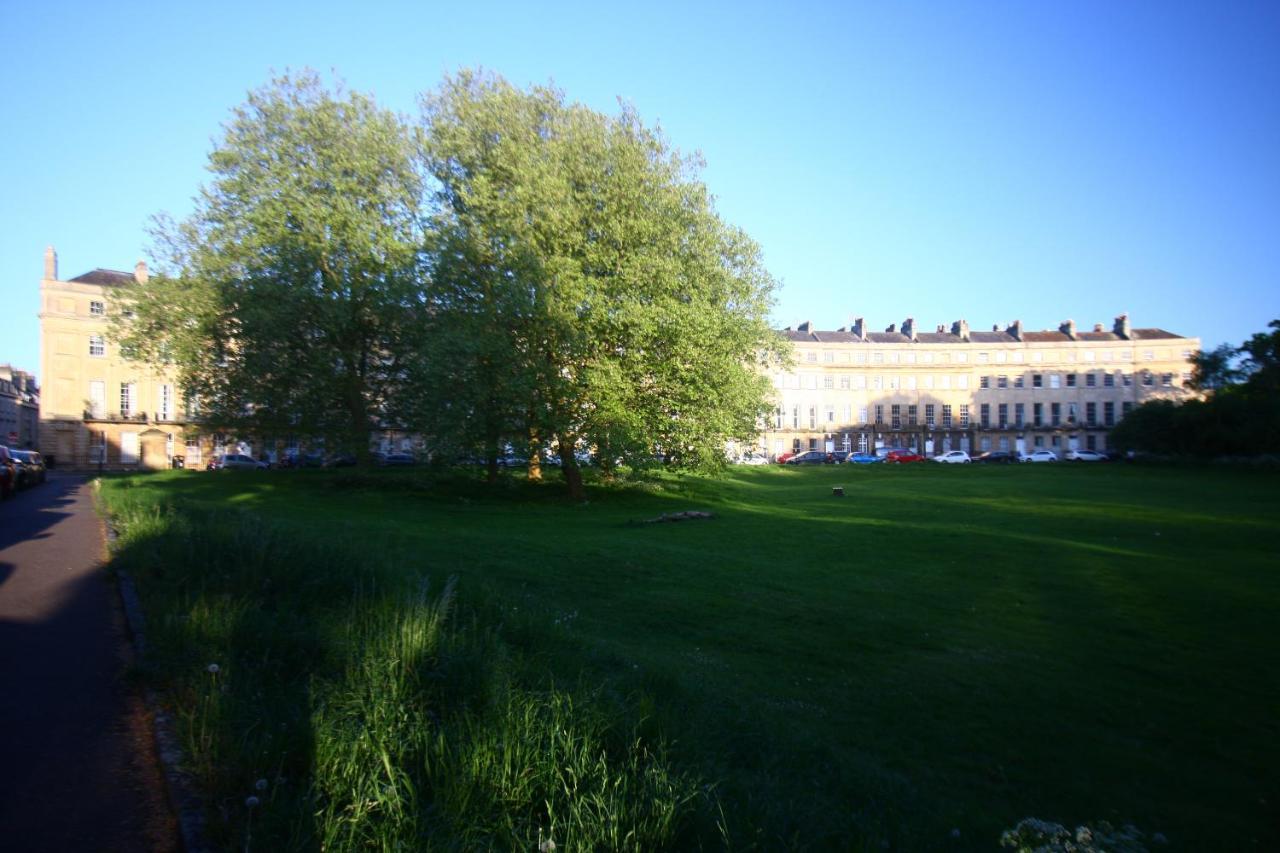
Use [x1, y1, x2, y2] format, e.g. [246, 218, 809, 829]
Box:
[884, 449, 925, 464]
[775, 451, 797, 464]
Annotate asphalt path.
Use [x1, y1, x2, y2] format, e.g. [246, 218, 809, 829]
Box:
[0, 474, 176, 852]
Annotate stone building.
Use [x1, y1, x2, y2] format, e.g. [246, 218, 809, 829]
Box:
[0, 364, 40, 449]
[37, 246, 214, 470]
[761, 315, 1200, 459]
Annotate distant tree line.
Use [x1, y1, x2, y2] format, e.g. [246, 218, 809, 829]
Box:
[1109, 320, 1280, 457]
[113, 71, 783, 497]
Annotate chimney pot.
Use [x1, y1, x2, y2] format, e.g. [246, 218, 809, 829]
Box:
[134, 260, 149, 284]
[852, 317, 866, 340]
[885, 323, 896, 334]
[1094, 323, 1104, 333]
[44, 245, 57, 280]
[1113, 313, 1131, 339]
[1059, 319, 1077, 339]
[797, 320, 811, 332]
[1007, 319, 1023, 341]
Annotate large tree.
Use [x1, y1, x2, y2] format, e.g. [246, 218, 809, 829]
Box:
[420, 72, 782, 497]
[113, 72, 427, 459]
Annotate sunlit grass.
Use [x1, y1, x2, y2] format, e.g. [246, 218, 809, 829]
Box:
[100, 463, 1280, 850]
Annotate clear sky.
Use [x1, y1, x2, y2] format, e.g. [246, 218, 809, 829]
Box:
[3, 1, 1278, 381]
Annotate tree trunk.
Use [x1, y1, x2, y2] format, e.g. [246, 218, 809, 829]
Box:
[526, 425, 542, 482]
[558, 434, 584, 500]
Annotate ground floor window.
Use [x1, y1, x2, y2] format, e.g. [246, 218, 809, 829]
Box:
[808, 437, 818, 451]
[858, 433, 868, 452]
[1086, 434, 1097, 451]
[1051, 435, 1062, 448]
[1034, 435, 1045, 447]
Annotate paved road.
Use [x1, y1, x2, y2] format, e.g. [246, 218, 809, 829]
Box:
[0, 474, 176, 852]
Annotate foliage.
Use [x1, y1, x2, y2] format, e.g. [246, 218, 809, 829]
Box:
[419, 71, 784, 495]
[111, 72, 428, 458]
[1112, 319, 1280, 456]
[99, 464, 1280, 850]
[1000, 818, 1152, 852]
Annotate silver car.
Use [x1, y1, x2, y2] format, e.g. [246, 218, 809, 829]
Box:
[218, 453, 267, 471]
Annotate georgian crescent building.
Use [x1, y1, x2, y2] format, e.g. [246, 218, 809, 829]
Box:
[761, 316, 1199, 459]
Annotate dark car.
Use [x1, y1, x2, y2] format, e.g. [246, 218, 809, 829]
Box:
[973, 450, 1018, 464]
[784, 450, 830, 465]
[11, 450, 47, 487]
[884, 449, 925, 464]
[0, 446, 16, 499]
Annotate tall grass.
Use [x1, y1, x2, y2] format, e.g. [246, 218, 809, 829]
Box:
[105, 495, 706, 851]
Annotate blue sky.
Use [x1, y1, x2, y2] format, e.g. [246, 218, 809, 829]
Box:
[3, 1, 1278, 381]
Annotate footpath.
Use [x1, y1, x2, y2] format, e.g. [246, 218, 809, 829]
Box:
[0, 473, 176, 852]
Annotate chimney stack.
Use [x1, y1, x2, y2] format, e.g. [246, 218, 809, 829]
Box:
[1113, 313, 1131, 339]
[1093, 323, 1104, 333]
[885, 323, 897, 334]
[852, 317, 866, 341]
[134, 260, 149, 284]
[951, 319, 970, 341]
[797, 320, 811, 333]
[902, 317, 916, 341]
[1007, 320, 1023, 341]
[44, 245, 57, 280]
[1059, 319, 1077, 340]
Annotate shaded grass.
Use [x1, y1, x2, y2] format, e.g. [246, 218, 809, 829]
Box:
[101, 463, 1280, 850]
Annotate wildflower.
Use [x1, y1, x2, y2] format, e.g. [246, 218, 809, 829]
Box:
[206, 664, 220, 674]
[255, 779, 268, 791]
[245, 795, 260, 808]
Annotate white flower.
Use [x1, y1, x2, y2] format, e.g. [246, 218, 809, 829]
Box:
[206, 664, 220, 674]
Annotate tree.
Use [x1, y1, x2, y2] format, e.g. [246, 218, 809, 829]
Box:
[112, 72, 427, 460]
[420, 72, 783, 497]
[1189, 343, 1242, 392]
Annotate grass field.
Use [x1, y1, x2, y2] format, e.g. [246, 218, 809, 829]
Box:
[99, 463, 1280, 850]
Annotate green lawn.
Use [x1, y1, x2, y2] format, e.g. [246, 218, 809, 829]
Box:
[100, 463, 1280, 850]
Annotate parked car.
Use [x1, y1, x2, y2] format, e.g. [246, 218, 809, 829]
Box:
[973, 451, 1018, 464]
[0, 446, 16, 499]
[932, 450, 971, 464]
[384, 452, 417, 466]
[775, 451, 797, 464]
[218, 453, 267, 471]
[735, 453, 770, 465]
[846, 452, 881, 464]
[1066, 449, 1108, 462]
[11, 450, 47, 487]
[884, 449, 925, 464]
[784, 450, 831, 465]
[1024, 450, 1059, 463]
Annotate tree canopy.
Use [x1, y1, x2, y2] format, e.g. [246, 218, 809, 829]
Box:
[114, 70, 783, 493]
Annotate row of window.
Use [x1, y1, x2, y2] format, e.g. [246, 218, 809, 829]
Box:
[779, 431, 1108, 457]
[776, 369, 1186, 392]
[798, 347, 1189, 365]
[773, 400, 1136, 431]
[84, 381, 176, 420]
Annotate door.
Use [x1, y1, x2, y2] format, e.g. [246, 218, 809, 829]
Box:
[140, 432, 167, 469]
[120, 432, 138, 465]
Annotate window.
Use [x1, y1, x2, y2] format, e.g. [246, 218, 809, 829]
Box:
[1050, 402, 1061, 426]
[1033, 373, 1043, 388]
[809, 437, 818, 450]
[1144, 350, 1155, 361]
[1104, 372, 1115, 387]
[1049, 374, 1061, 389]
[1014, 403, 1024, 428]
[977, 352, 989, 363]
[1068, 403, 1078, 424]
[858, 406, 868, 424]
[89, 335, 105, 357]
[792, 405, 800, 429]
[806, 351, 817, 363]
[1122, 373, 1133, 387]
[1085, 402, 1097, 426]
[1162, 373, 1173, 387]
[955, 352, 968, 363]
[997, 375, 1008, 389]
[775, 407, 784, 429]
[875, 404, 884, 424]
[823, 351, 834, 363]
[958, 405, 970, 428]
[825, 406, 836, 424]
[1085, 373, 1096, 387]
[120, 382, 136, 416]
[907, 404, 917, 426]
[891, 405, 901, 429]
[89, 430, 106, 463]
[995, 351, 1008, 364]
[1086, 435, 1097, 451]
[89, 300, 105, 316]
[1066, 373, 1076, 388]
[1104, 402, 1115, 426]
[88, 380, 105, 418]
[1014, 375, 1025, 388]
[159, 384, 173, 421]
[1122, 402, 1134, 417]
[839, 375, 850, 389]
[1033, 403, 1044, 427]
[979, 375, 991, 389]
[1181, 371, 1192, 383]
[980, 404, 990, 428]
[998, 403, 1008, 428]
[873, 352, 884, 364]
[925, 404, 936, 427]
[1142, 372, 1155, 387]
[1034, 435, 1045, 447]
[942, 405, 953, 428]
[957, 375, 969, 390]
[823, 375, 834, 389]
[980, 436, 992, 451]
[809, 406, 817, 429]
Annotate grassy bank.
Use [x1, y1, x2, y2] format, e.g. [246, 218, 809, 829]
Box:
[99, 464, 1280, 850]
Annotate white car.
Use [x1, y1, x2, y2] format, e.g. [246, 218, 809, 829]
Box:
[1024, 450, 1059, 463]
[1066, 449, 1107, 462]
[736, 453, 770, 466]
[932, 450, 971, 464]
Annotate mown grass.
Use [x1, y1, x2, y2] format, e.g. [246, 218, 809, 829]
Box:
[99, 463, 1280, 851]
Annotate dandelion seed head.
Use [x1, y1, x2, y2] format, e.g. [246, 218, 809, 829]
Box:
[206, 663, 220, 674]
[255, 778, 268, 791]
